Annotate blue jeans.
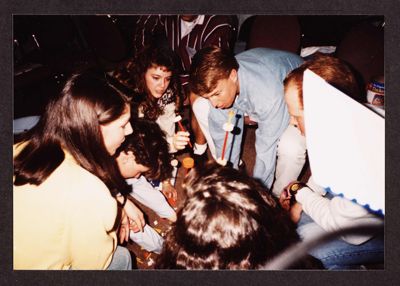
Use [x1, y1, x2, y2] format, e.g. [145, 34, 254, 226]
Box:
[297, 213, 384, 269]
[106, 246, 132, 270]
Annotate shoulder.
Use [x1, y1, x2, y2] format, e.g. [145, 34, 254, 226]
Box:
[36, 152, 114, 205]
[201, 15, 238, 37]
[204, 15, 237, 26]
[237, 48, 302, 63]
[58, 158, 117, 227]
[237, 48, 304, 81]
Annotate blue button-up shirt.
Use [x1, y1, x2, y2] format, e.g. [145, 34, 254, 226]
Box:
[208, 48, 304, 188]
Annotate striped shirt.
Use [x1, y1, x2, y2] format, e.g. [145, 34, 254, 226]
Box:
[133, 15, 238, 85]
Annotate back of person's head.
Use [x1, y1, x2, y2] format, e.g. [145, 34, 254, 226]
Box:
[283, 52, 361, 109]
[14, 69, 130, 195]
[189, 46, 239, 96]
[156, 162, 301, 269]
[115, 118, 173, 182]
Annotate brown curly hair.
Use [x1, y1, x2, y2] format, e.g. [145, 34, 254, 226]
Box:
[114, 45, 182, 121]
[114, 118, 173, 182]
[155, 162, 314, 269]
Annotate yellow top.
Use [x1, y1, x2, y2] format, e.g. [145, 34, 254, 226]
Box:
[13, 143, 118, 270]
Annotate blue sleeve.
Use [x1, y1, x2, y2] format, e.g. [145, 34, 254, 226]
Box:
[253, 94, 289, 189]
[208, 107, 244, 168]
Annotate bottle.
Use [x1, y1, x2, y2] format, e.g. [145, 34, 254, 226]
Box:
[366, 76, 384, 108]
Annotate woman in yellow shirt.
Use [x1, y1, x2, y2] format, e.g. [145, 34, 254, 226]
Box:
[13, 70, 143, 270]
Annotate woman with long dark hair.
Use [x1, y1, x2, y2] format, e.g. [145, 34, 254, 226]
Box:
[13, 70, 144, 270]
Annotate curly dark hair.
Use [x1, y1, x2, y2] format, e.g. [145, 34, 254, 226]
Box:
[155, 162, 316, 269]
[114, 44, 183, 121]
[115, 118, 173, 182]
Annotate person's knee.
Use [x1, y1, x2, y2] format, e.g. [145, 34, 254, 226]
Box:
[167, 212, 177, 223]
[115, 246, 132, 270]
[277, 127, 306, 159]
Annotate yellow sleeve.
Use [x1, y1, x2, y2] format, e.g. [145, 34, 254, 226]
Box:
[66, 173, 118, 270]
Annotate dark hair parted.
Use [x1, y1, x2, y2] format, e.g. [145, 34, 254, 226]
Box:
[14, 70, 131, 196]
[189, 46, 239, 95]
[283, 52, 361, 109]
[155, 163, 306, 269]
[115, 119, 173, 182]
[115, 44, 182, 121]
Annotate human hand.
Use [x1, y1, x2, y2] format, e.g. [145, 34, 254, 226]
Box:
[289, 202, 303, 224]
[119, 210, 130, 243]
[162, 181, 178, 201]
[279, 186, 293, 211]
[279, 183, 303, 223]
[173, 131, 190, 150]
[123, 199, 145, 232]
[129, 220, 142, 233]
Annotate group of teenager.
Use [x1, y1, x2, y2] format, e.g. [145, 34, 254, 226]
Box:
[13, 15, 383, 270]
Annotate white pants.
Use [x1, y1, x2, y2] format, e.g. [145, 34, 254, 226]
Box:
[272, 124, 307, 197]
[192, 97, 217, 159]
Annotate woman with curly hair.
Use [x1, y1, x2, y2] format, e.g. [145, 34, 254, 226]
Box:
[116, 45, 190, 153]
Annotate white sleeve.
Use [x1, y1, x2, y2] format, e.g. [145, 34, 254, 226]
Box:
[129, 224, 164, 254]
[127, 177, 175, 220]
[192, 97, 217, 159]
[156, 103, 177, 153]
[296, 187, 383, 245]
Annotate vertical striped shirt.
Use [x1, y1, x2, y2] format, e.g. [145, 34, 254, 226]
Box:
[133, 15, 238, 85]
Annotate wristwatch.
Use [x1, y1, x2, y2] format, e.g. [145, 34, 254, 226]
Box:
[288, 182, 307, 196]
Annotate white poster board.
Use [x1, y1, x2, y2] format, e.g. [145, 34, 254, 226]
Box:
[303, 70, 385, 213]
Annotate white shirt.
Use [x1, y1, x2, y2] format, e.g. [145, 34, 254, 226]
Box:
[180, 15, 205, 39]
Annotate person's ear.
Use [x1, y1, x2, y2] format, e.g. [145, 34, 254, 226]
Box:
[229, 69, 238, 82]
[125, 150, 135, 159]
[120, 150, 135, 163]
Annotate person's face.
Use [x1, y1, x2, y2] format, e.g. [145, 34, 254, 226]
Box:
[180, 15, 198, 22]
[202, 70, 238, 109]
[100, 105, 133, 155]
[116, 150, 150, 179]
[144, 65, 172, 99]
[284, 83, 306, 136]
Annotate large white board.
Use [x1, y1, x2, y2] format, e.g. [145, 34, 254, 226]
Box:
[303, 70, 385, 213]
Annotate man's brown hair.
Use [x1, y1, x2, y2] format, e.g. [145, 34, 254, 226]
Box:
[283, 53, 361, 109]
[189, 46, 239, 95]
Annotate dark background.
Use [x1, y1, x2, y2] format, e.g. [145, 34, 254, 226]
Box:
[13, 15, 383, 119]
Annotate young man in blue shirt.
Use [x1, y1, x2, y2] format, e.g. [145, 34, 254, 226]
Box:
[190, 46, 303, 189]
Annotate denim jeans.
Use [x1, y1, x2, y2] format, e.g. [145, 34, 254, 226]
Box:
[297, 213, 384, 269]
[106, 246, 132, 270]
